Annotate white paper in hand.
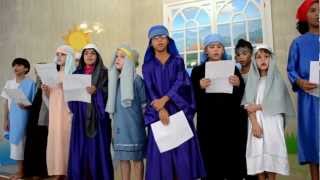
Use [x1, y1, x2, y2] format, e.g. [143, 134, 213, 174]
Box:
[151, 111, 194, 153]
[63, 74, 91, 103]
[309, 61, 319, 84]
[205, 60, 235, 94]
[35, 63, 59, 86]
[307, 61, 320, 97]
[3, 88, 31, 106]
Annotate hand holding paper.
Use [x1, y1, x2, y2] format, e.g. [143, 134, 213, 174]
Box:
[309, 61, 319, 85]
[3, 88, 31, 106]
[63, 74, 91, 103]
[151, 111, 194, 153]
[307, 61, 320, 97]
[35, 63, 59, 86]
[205, 60, 235, 93]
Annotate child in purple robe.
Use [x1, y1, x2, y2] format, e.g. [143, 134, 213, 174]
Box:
[142, 25, 206, 180]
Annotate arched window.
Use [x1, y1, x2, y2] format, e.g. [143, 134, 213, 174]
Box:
[164, 0, 272, 69]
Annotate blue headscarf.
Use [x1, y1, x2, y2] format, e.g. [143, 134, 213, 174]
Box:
[144, 25, 180, 63]
[201, 33, 228, 62]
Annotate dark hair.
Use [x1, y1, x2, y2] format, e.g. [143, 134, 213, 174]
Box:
[11, 57, 30, 74]
[78, 48, 101, 69]
[296, 21, 309, 34]
[235, 39, 253, 54]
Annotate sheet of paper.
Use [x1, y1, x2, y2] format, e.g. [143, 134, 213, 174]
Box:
[205, 60, 235, 94]
[309, 61, 319, 84]
[3, 88, 31, 106]
[151, 111, 194, 153]
[306, 87, 320, 97]
[35, 63, 59, 86]
[63, 74, 91, 103]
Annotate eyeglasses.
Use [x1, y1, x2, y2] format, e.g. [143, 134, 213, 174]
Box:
[152, 35, 168, 40]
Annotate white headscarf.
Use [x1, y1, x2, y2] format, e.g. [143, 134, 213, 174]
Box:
[54, 45, 76, 75]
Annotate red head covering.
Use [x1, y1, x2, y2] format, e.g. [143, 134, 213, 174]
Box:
[296, 0, 317, 22]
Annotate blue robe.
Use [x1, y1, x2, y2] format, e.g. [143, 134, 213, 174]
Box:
[9, 78, 36, 145]
[113, 75, 147, 160]
[143, 55, 206, 180]
[287, 32, 319, 165]
[68, 69, 113, 180]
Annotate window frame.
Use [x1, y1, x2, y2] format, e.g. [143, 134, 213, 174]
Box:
[163, 0, 274, 67]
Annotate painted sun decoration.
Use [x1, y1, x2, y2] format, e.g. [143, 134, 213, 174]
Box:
[64, 26, 91, 52]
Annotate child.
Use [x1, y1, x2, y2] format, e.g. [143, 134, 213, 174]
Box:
[287, 1, 319, 179]
[1, 58, 36, 180]
[243, 45, 295, 179]
[191, 33, 245, 179]
[68, 44, 114, 180]
[24, 67, 49, 179]
[143, 25, 206, 180]
[106, 45, 146, 180]
[235, 39, 254, 83]
[235, 39, 257, 180]
[41, 45, 76, 179]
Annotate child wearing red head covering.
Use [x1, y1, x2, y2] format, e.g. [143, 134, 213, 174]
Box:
[287, 1, 319, 180]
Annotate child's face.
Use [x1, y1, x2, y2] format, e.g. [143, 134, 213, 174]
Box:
[307, 3, 319, 28]
[205, 43, 224, 61]
[235, 48, 252, 67]
[13, 64, 28, 76]
[255, 50, 271, 72]
[151, 35, 169, 53]
[56, 52, 67, 66]
[84, 49, 97, 66]
[115, 50, 126, 70]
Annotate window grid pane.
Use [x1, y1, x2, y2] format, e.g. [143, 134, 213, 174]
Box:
[167, 0, 264, 64]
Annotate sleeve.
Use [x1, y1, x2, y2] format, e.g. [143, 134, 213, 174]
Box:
[191, 66, 204, 111]
[164, 58, 196, 118]
[136, 76, 147, 107]
[287, 40, 301, 92]
[142, 63, 160, 125]
[233, 68, 245, 104]
[142, 63, 158, 101]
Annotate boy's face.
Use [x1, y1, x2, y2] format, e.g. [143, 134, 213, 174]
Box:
[205, 43, 224, 61]
[151, 35, 169, 53]
[235, 48, 252, 67]
[115, 49, 126, 70]
[13, 64, 28, 75]
[56, 52, 67, 66]
[255, 50, 271, 72]
[307, 2, 319, 28]
[84, 49, 97, 66]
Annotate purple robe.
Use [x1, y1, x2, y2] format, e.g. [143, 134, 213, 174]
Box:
[143, 55, 206, 180]
[68, 69, 113, 180]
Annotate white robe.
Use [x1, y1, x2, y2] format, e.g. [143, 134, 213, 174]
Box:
[246, 77, 289, 175]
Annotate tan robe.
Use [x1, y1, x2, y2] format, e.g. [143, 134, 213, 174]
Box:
[46, 71, 71, 176]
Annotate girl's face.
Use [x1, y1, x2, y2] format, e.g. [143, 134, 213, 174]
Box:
[115, 50, 126, 70]
[151, 35, 169, 53]
[56, 52, 67, 66]
[206, 43, 224, 61]
[235, 48, 252, 67]
[84, 49, 97, 65]
[307, 2, 319, 28]
[13, 64, 28, 76]
[255, 50, 271, 73]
